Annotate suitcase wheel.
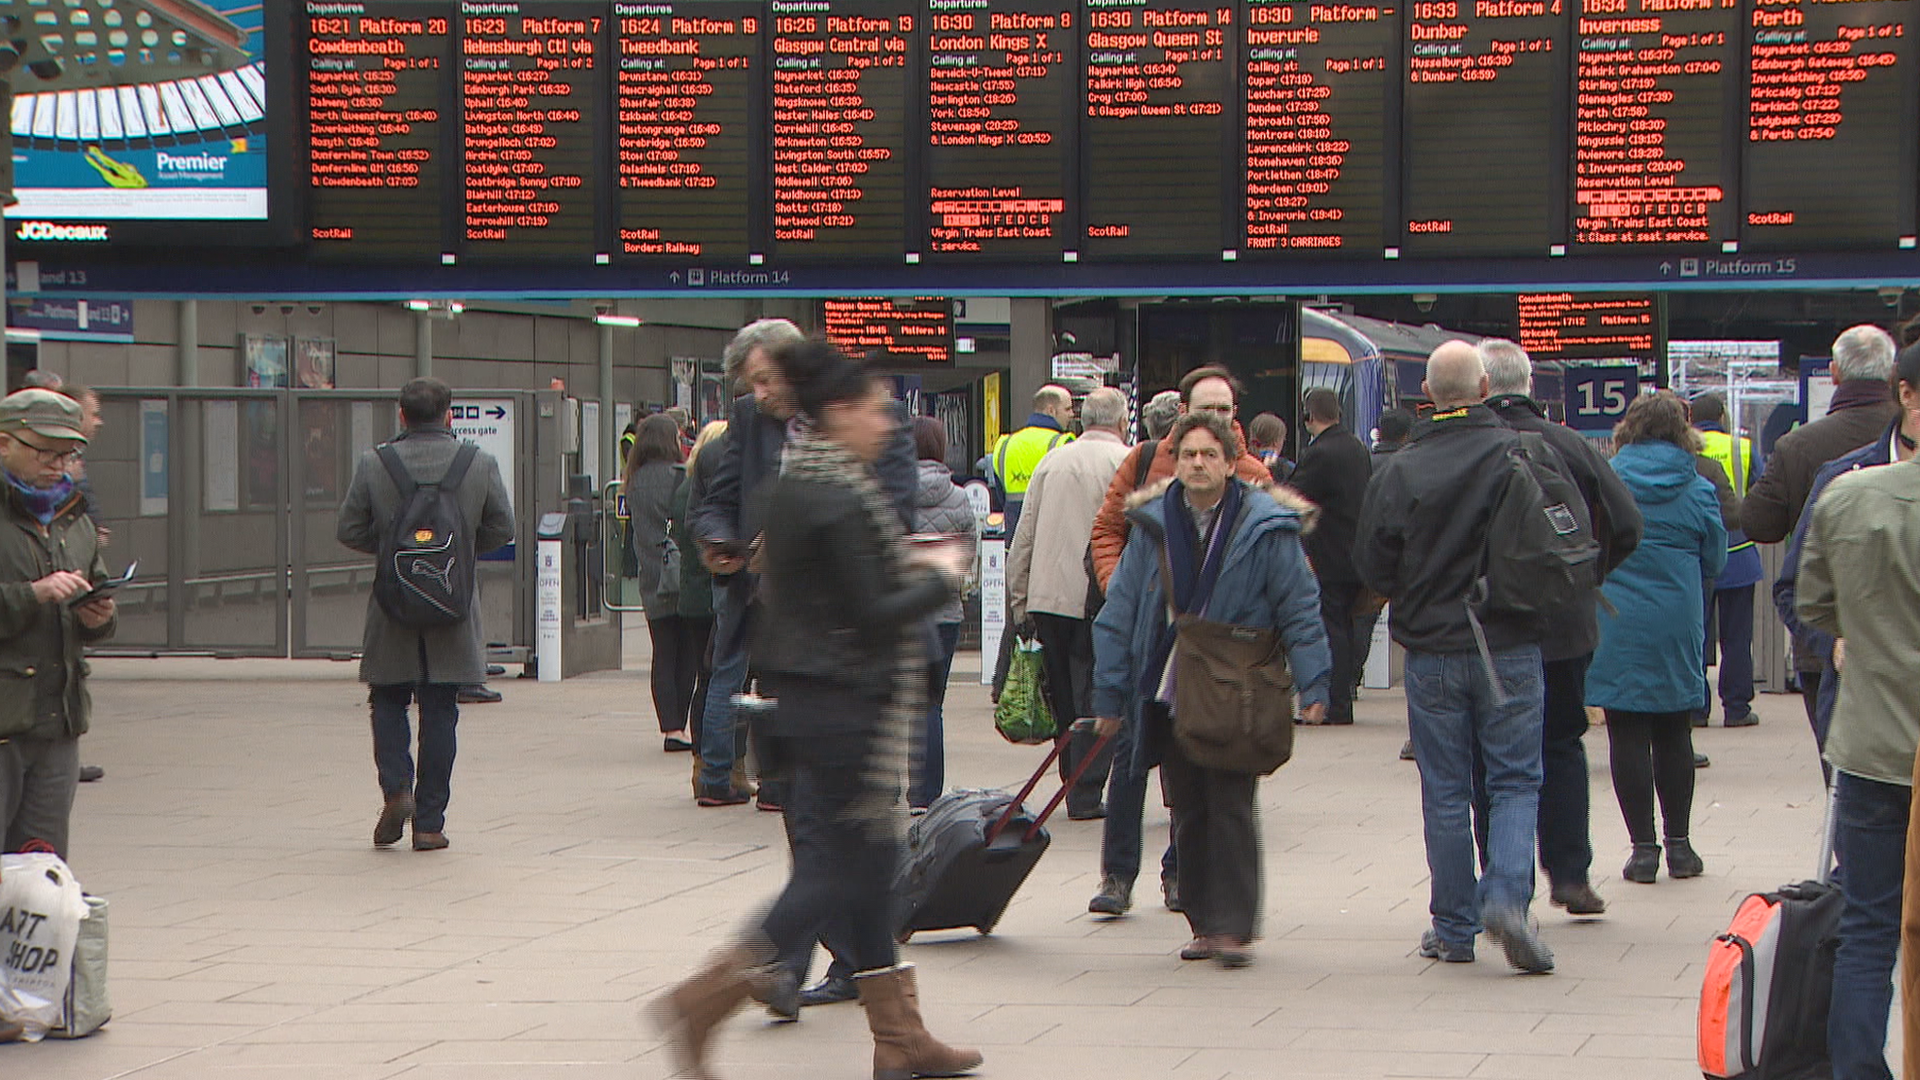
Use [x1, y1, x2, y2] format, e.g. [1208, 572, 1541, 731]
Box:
[897, 931, 913, 945]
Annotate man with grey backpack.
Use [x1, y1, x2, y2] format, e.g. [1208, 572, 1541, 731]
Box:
[338, 378, 514, 853]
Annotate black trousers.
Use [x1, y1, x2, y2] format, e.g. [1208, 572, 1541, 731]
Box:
[1318, 580, 1362, 722]
[1034, 612, 1113, 813]
[1537, 655, 1595, 888]
[1157, 711, 1262, 943]
[1604, 709, 1695, 845]
[646, 614, 712, 734]
[759, 727, 901, 975]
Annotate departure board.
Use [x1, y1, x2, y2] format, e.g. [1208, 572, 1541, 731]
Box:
[460, 3, 605, 258]
[924, 0, 1078, 257]
[1401, 0, 1566, 256]
[1081, 0, 1232, 257]
[306, 5, 454, 256]
[1243, 0, 1396, 254]
[821, 296, 956, 362]
[615, 1, 761, 259]
[1742, 0, 1917, 249]
[769, 0, 917, 259]
[1571, 0, 1739, 248]
[1516, 291, 1654, 357]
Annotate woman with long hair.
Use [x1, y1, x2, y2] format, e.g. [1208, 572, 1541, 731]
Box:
[668, 420, 729, 770]
[1588, 391, 1727, 883]
[655, 341, 980, 1080]
[625, 413, 698, 751]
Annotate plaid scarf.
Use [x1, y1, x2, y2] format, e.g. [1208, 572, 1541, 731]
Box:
[780, 429, 924, 832]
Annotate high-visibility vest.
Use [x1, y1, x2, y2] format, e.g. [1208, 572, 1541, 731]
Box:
[992, 426, 1071, 497]
[1698, 427, 1755, 553]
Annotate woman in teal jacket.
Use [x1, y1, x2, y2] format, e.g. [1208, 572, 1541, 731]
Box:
[1588, 391, 1727, 885]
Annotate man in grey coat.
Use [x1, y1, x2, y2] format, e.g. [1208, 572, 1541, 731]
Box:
[338, 378, 514, 851]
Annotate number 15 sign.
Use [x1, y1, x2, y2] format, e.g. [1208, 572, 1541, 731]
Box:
[1564, 365, 1641, 433]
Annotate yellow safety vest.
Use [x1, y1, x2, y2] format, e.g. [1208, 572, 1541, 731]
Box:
[993, 426, 1072, 497]
[1698, 428, 1755, 552]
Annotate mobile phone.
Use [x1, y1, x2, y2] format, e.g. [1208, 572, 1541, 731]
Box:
[70, 560, 137, 606]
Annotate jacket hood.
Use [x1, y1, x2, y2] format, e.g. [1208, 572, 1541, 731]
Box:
[1124, 476, 1319, 535]
[1611, 440, 1698, 505]
[914, 459, 956, 505]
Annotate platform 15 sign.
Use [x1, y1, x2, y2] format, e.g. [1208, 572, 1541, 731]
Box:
[1565, 365, 1640, 432]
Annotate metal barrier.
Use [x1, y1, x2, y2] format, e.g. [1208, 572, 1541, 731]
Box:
[89, 388, 545, 660]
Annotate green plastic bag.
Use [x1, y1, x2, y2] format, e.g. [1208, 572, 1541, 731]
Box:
[994, 638, 1057, 744]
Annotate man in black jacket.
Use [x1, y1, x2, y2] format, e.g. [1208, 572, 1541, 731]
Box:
[1288, 388, 1372, 725]
[1354, 341, 1555, 973]
[1482, 340, 1643, 916]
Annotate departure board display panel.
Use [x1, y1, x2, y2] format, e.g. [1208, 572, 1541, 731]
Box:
[1742, 0, 1917, 249]
[924, 0, 1079, 257]
[615, 1, 762, 259]
[1571, 0, 1739, 248]
[821, 296, 956, 362]
[1517, 291, 1654, 357]
[769, 0, 918, 259]
[1401, 0, 1566, 256]
[1081, 0, 1232, 256]
[307, 5, 454, 256]
[1243, 0, 1396, 254]
[461, 3, 606, 258]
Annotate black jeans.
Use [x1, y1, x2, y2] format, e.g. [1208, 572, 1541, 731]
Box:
[759, 729, 902, 975]
[910, 622, 963, 810]
[646, 614, 712, 734]
[1538, 655, 1595, 888]
[1317, 580, 1362, 722]
[370, 683, 460, 833]
[1158, 712, 1261, 942]
[1604, 709, 1695, 844]
[1034, 612, 1112, 813]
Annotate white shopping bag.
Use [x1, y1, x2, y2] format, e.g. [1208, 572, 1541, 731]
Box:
[0, 853, 88, 1042]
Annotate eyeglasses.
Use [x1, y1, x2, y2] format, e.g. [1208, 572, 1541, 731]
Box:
[9, 434, 84, 467]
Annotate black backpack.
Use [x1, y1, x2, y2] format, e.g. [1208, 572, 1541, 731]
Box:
[1466, 433, 1599, 680]
[373, 441, 479, 629]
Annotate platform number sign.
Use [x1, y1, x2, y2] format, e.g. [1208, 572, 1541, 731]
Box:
[1565, 365, 1640, 433]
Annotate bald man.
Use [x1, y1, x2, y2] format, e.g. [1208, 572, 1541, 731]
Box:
[1353, 341, 1555, 974]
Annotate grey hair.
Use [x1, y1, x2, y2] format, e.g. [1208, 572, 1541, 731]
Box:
[1142, 389, 1182, 438]
[1425, 341, 1488, 408]
[722, 318, 805, 383]
[1831, 324, 1896, 384]
[1477, 338, 1534, 396]
[1080, 387, 1127, 430]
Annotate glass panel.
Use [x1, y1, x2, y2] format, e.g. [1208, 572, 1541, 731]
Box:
[86, 394, 167, 649]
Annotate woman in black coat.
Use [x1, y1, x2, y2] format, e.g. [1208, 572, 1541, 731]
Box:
[656, 341, 981, 1080]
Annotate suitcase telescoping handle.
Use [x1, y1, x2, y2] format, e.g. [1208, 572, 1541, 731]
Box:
[1816, 779, 1838, 886]
[984, 719, 1115, 850]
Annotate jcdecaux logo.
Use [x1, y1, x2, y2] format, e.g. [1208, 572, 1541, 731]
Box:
[14, 221, 110, 242]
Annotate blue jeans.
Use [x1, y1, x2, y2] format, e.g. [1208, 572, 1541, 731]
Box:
[1100, 712, 1179, 887]
[1701, 583, 1756, 722]
[369, 683, 460, 833]
[910, 623, 962, 809]
[697, 580, 752, 791]
[1830, 771, 1908, 1080]
[1406, 646, 1545, 949]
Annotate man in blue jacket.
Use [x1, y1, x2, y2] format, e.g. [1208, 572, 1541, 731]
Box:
[1090, 409, 1331, 969]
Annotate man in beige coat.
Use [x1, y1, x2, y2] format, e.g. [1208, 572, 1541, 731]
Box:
[1008, 387, 1132, 820]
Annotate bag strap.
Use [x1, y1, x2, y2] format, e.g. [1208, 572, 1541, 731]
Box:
[375, 444, 418, 499]
[439, 442, 480, 492]
[1134, 439, 1158, 489]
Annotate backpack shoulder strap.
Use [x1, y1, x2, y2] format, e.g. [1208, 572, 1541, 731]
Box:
[438, 442, 480, 491]
[1135, 439, 1159, 489]
[375, 443, 418, 499]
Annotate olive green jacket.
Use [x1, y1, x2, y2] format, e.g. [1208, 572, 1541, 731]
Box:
[0, 482, 114, 740]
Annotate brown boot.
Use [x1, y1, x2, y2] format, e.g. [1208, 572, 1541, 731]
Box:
[651, 945, 765, 1079]
[854, 964, 983, 1080]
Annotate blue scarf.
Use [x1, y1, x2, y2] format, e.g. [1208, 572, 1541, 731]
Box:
[1137, 478, 1242, 698]
[5, 472, 74, 525]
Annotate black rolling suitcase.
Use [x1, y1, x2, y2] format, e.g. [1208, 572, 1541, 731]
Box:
[895, 724, 1114, 941]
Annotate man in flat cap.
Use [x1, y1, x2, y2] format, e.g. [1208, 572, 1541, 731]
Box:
[0, 388, 115, 862]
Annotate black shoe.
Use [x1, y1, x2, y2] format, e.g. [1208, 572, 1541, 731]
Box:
[663, 735, 694, 752]
[1399, 740, 1416, 762]
[1067, 803, 1108, 821]
[1549, 881, 1607, 916]
[798, 974, 857, 1008]
[1088, 876, 1133, 916]
[1482, 907, 1554, 974]
[1694, 752, 1711, 769]
[485, 664, 507, 676]
[78, 765, 105, 783]
[1666, 837, 1705, 879]
[457, 686, 502, 704]
[694, 782, 751, 807]
[1623, 843, 1661, 884]
[1723, 712, 1758, 728]
[757, 968, 801, 1022]
[1162, 875, 1184, 913]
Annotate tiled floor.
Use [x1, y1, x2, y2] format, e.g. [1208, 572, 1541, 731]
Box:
[8, 639, 1869, 1079]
